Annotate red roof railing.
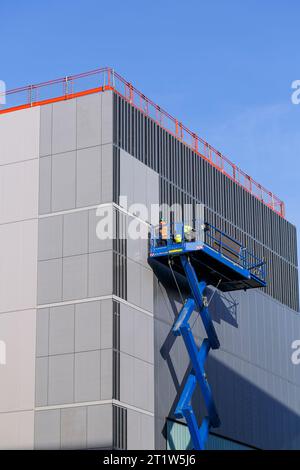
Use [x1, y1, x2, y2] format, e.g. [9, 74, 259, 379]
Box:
[0, 67, 285, 218]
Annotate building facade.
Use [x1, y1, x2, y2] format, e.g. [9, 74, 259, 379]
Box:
[0, 73, 299, 449]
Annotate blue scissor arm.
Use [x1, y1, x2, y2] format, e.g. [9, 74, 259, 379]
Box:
[172, 258, 220, 450]
[180, 256, 220, 350]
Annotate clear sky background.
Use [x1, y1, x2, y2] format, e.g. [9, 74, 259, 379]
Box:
[1, 0, 299, 261]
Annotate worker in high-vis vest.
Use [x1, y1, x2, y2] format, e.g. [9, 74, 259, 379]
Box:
[184, 224, 195, 242]
[174, 224, 194, 243]
[158, 218, 168, 245]
[174, 232, 182, 243]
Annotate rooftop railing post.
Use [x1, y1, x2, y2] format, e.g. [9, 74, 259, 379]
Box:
[248, 176, 252, 194]
[233, 164, 236, 182]
[64, 77, 68, 96]
[129, 84, 133, 103]
[28, 85, 33, 106]
[193, 134, 198, 153]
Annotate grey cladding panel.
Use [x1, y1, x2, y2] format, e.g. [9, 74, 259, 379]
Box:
[102, 91, 113, 145]
[62, 254, 88, 301]
[37, 258, 63, 305]
[100, 349, 113, 400]
[75, 300, 101, 352]
[127, 259, 140, 307]
[39, 156, 51, 214]
[100, 299, 113, 349]
[51, 152, 76, 212]
[35, 410, 61, 450]
[49, 304, 75, 355]
[40, 104, 52, 157]
[120, 303, 153, 363]
[76, 93, 102, 149]
[35, 357, 48, 407]
[48, 354, 74, 405]
[74, 350, 101, 403]
[61, 407, 87, 449]
[127, 409, 154, 450]
[36, 308, 49, 357]
[120, 352, 154, 412]
[87, 404, 113, 449]
[52, 100, 77, 154]
[76, 146, 102, 207]
[120, 150, 134, 208]
[88, 208, 113, 253]
[101, 144, 113, 203]
[88, 251, 113, 297]
[63, 210, 88, 257]
[38, 215, 63, 260]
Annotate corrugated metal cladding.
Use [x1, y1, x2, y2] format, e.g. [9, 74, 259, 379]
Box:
[113, 209, 127, 300]
[113, 93, 299, 311]
[112, 300, 120, 400]
[113, 404, 127, 449]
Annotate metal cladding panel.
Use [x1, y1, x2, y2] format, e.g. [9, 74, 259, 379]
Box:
[76, 93, 102, 149]
[76, 146, 102, 207]
[127, 409, 154, 450]
[52, 99, 77, 154]
[0, 411, 34, 450]
[0, 159, 39, 225]
[0, 107, 40, 164]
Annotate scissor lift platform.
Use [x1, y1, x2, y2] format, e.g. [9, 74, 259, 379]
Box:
[148, 222, 267, 450]
[148, 222, 266, 292]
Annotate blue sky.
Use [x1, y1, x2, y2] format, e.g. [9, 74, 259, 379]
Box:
[1, 0, 299, 256]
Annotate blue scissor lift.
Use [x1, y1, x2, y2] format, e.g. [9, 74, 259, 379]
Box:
[148, 221, 266, 450]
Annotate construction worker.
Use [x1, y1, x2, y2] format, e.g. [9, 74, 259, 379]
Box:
[174, 232, 182, 243]
[184, 224, 195, 242]
[158, 217, 168, 246]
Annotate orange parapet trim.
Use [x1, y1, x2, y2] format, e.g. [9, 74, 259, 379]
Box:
[0, 67, 285, 218]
